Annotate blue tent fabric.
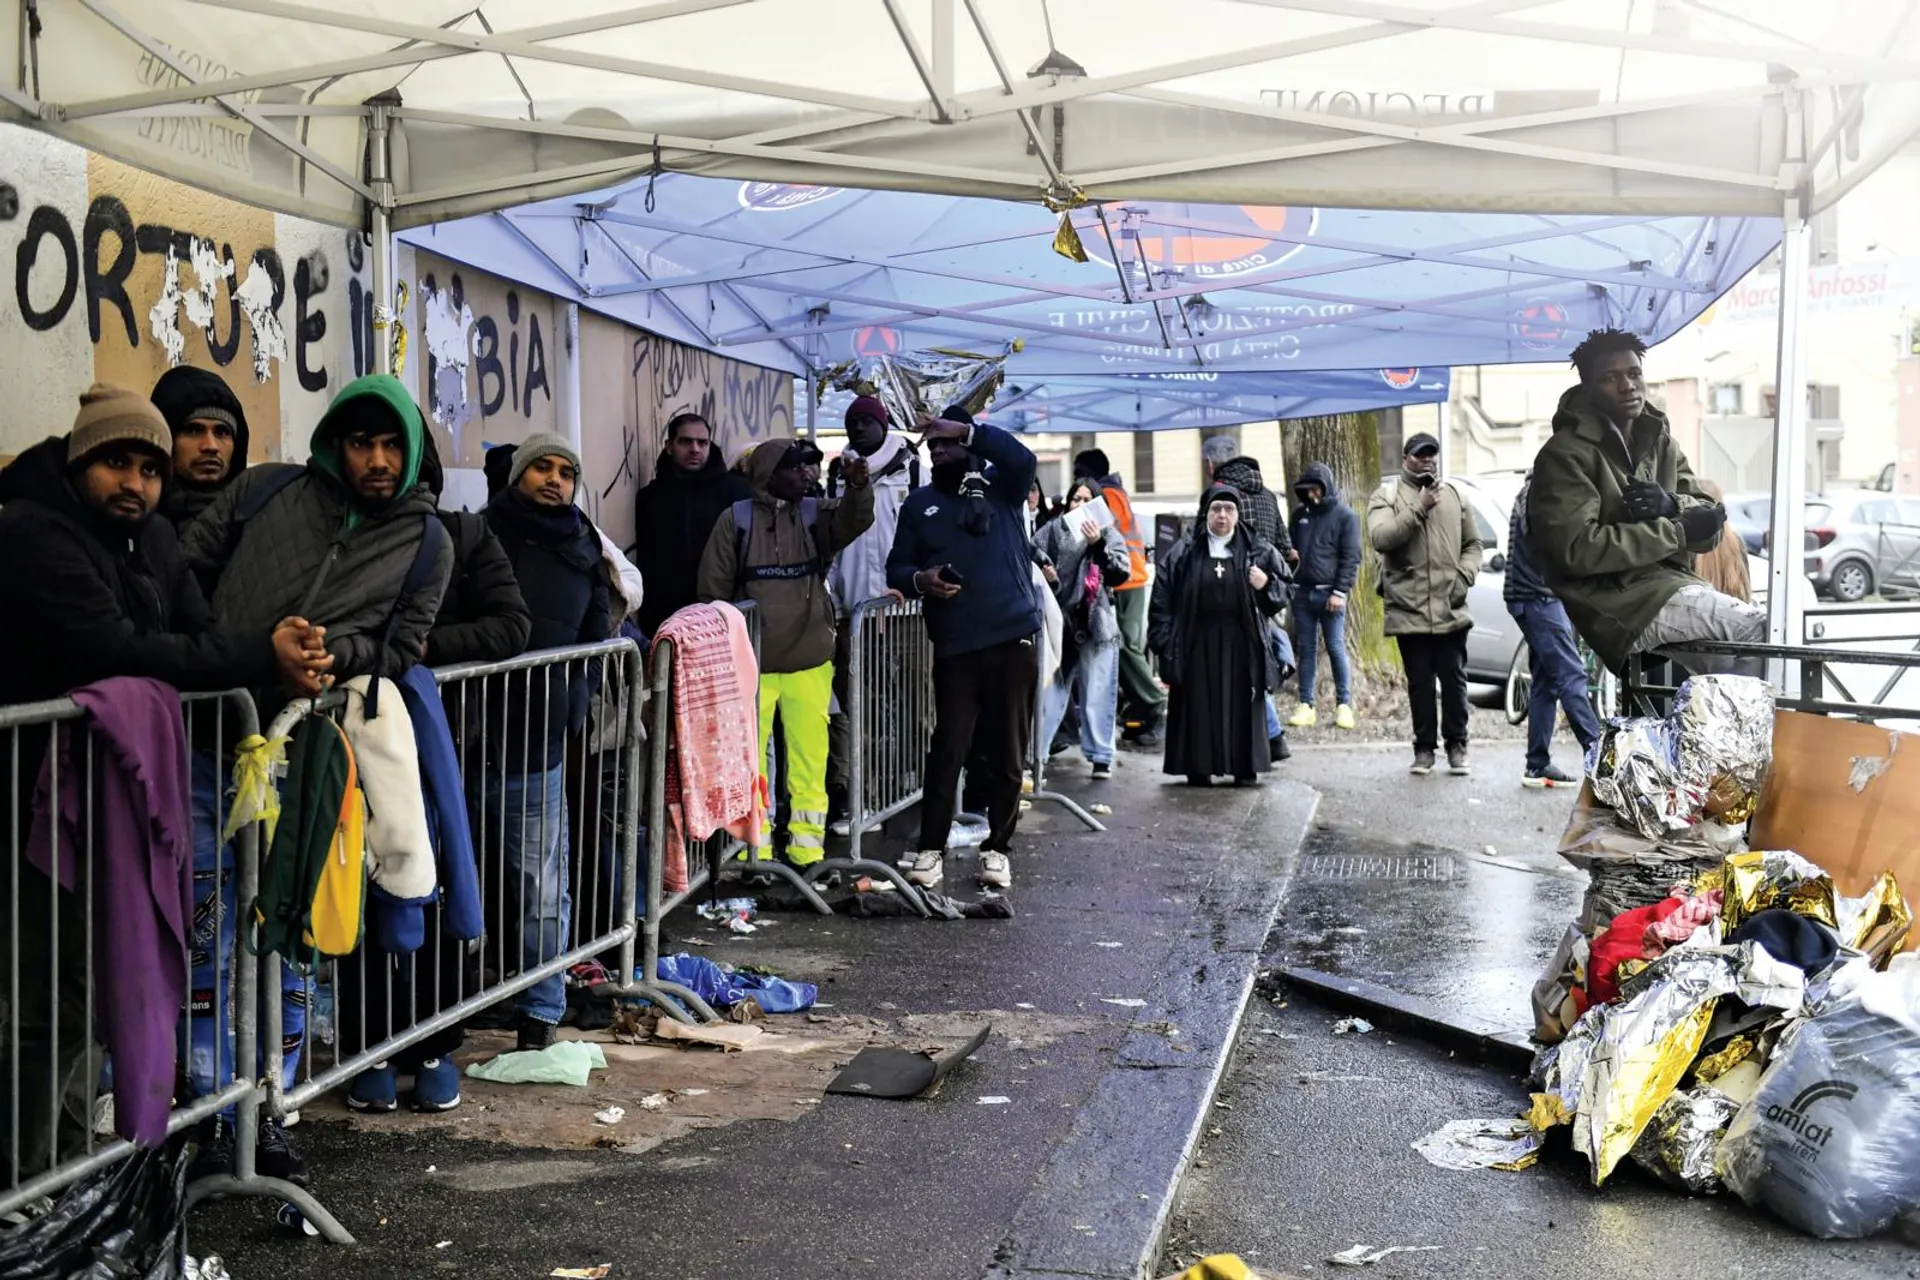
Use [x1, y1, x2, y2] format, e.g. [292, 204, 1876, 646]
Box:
[400, 173, 1780, 396]
[651, 953, 818, 1014]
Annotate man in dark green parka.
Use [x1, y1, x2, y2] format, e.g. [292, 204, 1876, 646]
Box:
[1527, 328, 1763, 677]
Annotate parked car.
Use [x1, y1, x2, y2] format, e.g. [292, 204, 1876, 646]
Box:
[1790, 490, 1920, 602]
[1724, 492, 1771, 555]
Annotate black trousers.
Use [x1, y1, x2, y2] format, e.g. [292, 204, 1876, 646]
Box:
[1397, 629, 1470, 753]
[919, 637, 1039, 854]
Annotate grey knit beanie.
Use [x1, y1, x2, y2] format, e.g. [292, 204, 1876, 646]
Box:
[507, 432, 583, 491]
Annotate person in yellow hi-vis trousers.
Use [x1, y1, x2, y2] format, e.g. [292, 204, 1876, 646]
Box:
[697, 437, 874, 867]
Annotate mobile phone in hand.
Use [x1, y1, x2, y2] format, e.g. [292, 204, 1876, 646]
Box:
[938, 565, 966, 586]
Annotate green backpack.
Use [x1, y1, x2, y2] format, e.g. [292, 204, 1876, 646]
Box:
[249, 714, 366, 968]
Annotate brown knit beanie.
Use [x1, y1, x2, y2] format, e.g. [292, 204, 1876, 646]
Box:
[68, 383, 173, 473]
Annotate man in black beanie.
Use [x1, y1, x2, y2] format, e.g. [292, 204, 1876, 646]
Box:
[150, 365, 250, 532]
[887, 406, 1042, 892]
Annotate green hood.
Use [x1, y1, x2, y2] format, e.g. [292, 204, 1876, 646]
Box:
[308, 374, 428, 521]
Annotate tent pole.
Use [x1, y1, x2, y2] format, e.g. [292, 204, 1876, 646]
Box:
[1764, 202, 1811, 694]
[561, 302, 584, 455]
[368, 102, 397, 376]
[806, 372, 817, 441]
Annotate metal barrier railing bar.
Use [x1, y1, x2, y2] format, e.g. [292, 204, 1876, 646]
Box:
[2, 689, 327, 1235]
[1622, 638, 1920, 722]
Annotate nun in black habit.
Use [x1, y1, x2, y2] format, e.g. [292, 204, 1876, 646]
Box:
[1149, 484, 1290, 785]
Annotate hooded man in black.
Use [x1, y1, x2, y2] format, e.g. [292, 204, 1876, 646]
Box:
[632, 413, 752, 638]
[150, 366, 250, 532]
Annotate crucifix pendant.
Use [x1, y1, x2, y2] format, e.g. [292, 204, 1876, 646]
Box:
[1213, 561, 1226, 578]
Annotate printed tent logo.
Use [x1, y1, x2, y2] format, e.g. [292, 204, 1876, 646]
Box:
[1081, 205, 1317, 281]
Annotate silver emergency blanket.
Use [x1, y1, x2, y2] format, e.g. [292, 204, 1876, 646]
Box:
[1671, 674, 1775, 824]
[1411, 1118, 1540, 1171]
[869, 348, 1011, 427]
[1589, 718, 1688, 841]
[1631, 1084, 1741, 1193]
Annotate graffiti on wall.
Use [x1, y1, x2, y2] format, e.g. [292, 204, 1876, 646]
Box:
[0, 139, 366, 460]
[412, 251, 557, 467]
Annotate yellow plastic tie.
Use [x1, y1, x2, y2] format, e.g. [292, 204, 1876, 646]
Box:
[225, 733, 290, 844]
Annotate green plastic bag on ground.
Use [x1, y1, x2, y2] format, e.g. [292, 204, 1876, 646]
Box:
[464, 1041, 607, 1086]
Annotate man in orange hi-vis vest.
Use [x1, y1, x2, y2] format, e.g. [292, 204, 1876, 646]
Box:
[1073, 449, 1166, 747]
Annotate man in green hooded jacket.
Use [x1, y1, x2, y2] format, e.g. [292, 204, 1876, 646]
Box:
[1527, 329, 1762, 678]
[184, 373, 455, 693]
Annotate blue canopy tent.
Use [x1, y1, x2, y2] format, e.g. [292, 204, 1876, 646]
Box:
[398, 172, 1780, 389]
[807, 367, 1449, 435]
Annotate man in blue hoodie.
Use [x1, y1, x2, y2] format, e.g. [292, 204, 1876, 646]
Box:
[1285, 461, 1362, 731]
[887, 407, 1042, 892]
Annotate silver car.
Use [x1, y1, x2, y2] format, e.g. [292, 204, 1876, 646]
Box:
[1798, 490, 1920, 603]
[1451, 474, 1525, 683]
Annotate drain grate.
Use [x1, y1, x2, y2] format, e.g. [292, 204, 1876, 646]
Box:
[1302, 852, 1458, 882]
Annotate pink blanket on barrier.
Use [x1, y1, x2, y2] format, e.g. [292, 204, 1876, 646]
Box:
[654, 603, 765, 894]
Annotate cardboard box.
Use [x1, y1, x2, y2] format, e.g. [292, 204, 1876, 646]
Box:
[1752, 709, 1920, 947]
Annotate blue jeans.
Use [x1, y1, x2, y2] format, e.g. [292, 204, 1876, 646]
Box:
[1509, 599, 1604, 774]
[1292, 592, 1351, 705]
[181, 753, 307, 1111]
[1263, 623, 1295, 738]
[483, 765, 572, 1026]
[1040, 642, 1120, 766]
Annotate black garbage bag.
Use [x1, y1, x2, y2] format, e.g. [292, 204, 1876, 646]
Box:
[0, 1139, 188, 1279]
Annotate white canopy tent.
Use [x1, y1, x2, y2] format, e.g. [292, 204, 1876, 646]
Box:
[7, 0, 1920, 662]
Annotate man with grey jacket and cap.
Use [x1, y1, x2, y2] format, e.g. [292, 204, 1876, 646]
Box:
[1368, 433, 1483, 777]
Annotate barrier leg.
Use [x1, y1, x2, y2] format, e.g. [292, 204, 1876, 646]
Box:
[1028, 666, 1106, 833]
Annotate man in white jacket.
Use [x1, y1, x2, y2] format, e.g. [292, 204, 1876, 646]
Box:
[825, 395, 921, 831]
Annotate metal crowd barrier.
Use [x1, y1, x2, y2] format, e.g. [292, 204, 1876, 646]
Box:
[2, 690, 320, 1232]
[1025, 651, 1108, 835]
[262, 640, 646, 1159]
[844, 596, 934, 860]
[1622, 638, 1920, 723]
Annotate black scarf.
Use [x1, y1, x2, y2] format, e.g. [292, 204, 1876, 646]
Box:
[488, 488, 597, 571]
[933, 456, 993, 536]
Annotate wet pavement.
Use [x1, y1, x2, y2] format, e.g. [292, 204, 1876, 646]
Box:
[190, 757, 1315, 1280]
[1164, 737, 1920, 1280]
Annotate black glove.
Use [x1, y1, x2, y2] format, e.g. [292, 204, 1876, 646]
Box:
[1622, 478, 1678, 522]
[1678, 503, 1726, 544]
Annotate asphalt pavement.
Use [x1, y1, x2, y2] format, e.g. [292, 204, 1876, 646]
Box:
[190, 755, 1315, 1280]
[1162, 736, 1920, 1280]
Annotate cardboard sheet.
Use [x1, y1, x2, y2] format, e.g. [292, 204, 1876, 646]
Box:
[1751, 710, 1920, 947]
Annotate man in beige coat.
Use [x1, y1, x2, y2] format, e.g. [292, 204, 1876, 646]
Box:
[1368, 433, 1484, 776]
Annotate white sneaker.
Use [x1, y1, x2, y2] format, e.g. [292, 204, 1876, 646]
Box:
[905, 850, 944, 887]
[830, 818, 852, 837]
[978, 851, 1012, 889]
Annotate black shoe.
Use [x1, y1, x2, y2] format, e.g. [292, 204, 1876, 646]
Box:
[1523, 765, 1579, 789]
[1132, 728, 1164, 749]
[188, 1115, 236, 1183]
[1269, 733, 1291, 763]
[517, 1018, 558, 1052]
[1090, 762, 1113, 780]
[1185, 774, 1213, 788]
[256, 1117, 309, 1188]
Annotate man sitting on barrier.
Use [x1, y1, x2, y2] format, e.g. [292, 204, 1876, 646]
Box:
[1528, 328, 1764, 680]
[887, 407, 1043, 893]
[480, 435, 611, 1052]
[698, 437, 874, 871]
[0, 385, 328, 1187]
[824, 395, 918, 834]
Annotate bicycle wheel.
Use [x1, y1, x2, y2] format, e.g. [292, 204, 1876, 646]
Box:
[1576, 639, 1617, 722]
[1504, 640, 1531, 725]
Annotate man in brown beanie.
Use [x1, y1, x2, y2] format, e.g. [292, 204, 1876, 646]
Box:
[0, 384, 327, 1185]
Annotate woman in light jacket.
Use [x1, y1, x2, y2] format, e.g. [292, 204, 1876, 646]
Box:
[1034, 479, 1133, 778]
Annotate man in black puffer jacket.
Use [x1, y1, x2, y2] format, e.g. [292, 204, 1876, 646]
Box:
[150, 366, 249, 533]
[1285, 461, 1361, 731]
[482, 433, 611, 1053]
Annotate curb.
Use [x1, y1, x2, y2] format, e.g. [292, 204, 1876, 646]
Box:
[1272, 966, 1536, 1073]
[989, 782, 1319, 1280]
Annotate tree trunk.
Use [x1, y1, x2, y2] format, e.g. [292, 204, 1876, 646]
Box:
[1280, 412, 1400, 686]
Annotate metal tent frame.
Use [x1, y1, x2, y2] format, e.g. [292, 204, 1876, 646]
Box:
[7, 0, 1918, 663]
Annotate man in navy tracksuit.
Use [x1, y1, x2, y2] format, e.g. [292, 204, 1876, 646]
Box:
[887, 407, 1042, 893]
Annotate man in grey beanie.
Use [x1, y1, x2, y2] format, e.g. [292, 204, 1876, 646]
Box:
[483, 431, 611, 1051]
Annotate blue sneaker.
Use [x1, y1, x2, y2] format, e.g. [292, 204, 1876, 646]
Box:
[412, 1057, 461, 1113]
[346, 1063, 397, 1113]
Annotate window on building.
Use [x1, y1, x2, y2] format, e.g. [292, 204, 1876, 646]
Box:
[1375, 409, 1404, 476]
[1709, 382, 1743, 415]
[1133, 432, 1156, 495]
[1809, 383, 1842, 420]
[1068, 432, 1097, 465]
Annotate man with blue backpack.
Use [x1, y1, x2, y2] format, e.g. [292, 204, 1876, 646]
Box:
[697, 437, 874, 870]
